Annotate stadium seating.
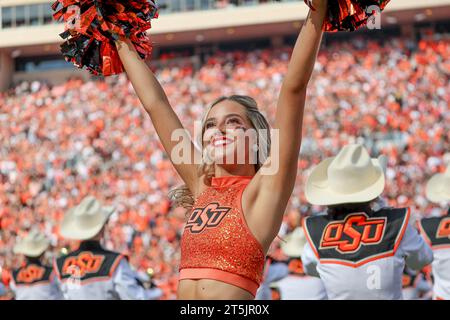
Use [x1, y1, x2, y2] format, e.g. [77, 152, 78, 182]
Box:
[0, 34, 449, 299]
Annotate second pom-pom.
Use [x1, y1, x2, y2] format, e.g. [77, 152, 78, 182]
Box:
[305, 0, 391, 32]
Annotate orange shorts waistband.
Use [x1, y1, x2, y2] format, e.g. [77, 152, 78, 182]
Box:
[179, 268, 259, 297]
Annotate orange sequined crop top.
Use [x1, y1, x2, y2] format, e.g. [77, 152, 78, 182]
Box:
[179, 176, 266, 296]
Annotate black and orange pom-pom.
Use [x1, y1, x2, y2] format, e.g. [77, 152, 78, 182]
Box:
[52, 0, 158, 76]
[304, 0, 390, 32]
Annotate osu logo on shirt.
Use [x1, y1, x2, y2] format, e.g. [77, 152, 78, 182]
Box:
[17, 265, 45, 283]
[436, 217, 450, 239]
[185, 203, 231, 233]
[320, 213, 387, 253]
[62, 252, 104, 277]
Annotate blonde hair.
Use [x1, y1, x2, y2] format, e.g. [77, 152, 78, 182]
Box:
[169, 95, 271, 210]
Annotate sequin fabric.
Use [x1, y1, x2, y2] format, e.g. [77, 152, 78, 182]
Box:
[180, 176, 265, 286]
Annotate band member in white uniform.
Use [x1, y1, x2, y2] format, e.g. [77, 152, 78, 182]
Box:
[269, 227, 327, 300]
[301, 144, 433, 300]
[53, 196, 163, 300]
[10, 230, 63, 300]
[418, 164, 450, 300]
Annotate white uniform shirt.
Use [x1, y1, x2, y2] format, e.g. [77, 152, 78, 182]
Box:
[55, 259, 162, 300]
[53, 241, 162, 300]
[10, 263, 64, 300]
[302, 208, 433, 300]
[418, 213, 450, 300]
[429, 249, 450, 300]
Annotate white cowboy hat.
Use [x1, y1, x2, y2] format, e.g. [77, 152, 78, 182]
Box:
[60, 196, 115, 240]
[13, 229, 50, 258]
[425, 164, 450, 203]
[281, 227, 306, 258]
[305, 144, 385, 206]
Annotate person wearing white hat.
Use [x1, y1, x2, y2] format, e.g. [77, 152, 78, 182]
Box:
[10, 230, 63, 300]
[301, 144, 433, 300]
[417, 164, 450, 300]
[270, 227, 327, 300]
[53, 196, 162, 300]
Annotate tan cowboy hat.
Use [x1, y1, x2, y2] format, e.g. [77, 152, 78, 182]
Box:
[13, 229, 50, 258]
[305, 144, 385, 206]
[60, 196, 115, 240]
[426, 164, 450, 203]
[281, 227, 306, 258]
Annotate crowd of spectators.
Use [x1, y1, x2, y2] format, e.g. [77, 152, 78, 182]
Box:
[0, 33, 449, 299]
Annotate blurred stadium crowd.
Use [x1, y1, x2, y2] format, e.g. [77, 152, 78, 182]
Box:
[0, 33, 449, 299]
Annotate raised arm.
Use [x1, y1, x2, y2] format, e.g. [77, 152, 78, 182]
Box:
[116, 40, 201, 194]
[268, 1, 326, 192]
[244, 2, 327, 249]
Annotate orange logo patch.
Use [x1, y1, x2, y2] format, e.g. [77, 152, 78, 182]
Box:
[17, 265, 45, 283]
[436, 218, 450, 239]
[62, 252, 104, 277]
[185, 203, 231, 233]
[320, 213, 386, 253]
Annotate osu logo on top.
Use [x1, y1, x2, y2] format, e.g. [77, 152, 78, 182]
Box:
[62, 252, 104, 277]
[320, 213, 387, 253]
[437, 217, 450, 239]
[185, 203, 231, 233]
